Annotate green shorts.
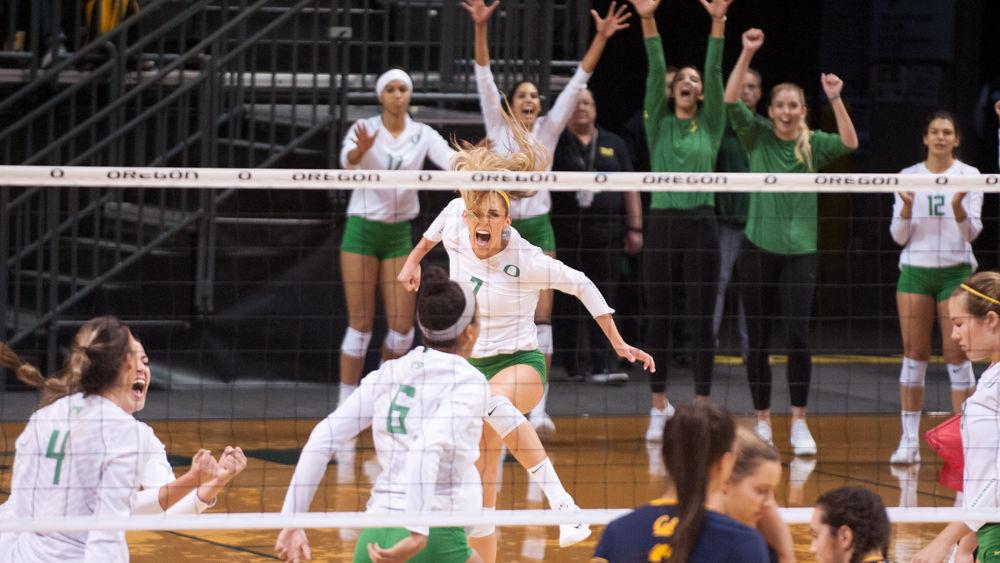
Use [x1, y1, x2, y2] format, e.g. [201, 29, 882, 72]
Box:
[341, 215, 413, 259]
[469, 349, 547, 384]
[353, 526, 471, 563]
[511, 214, 555, 252]
[978, 523, 1000, 562]
[897, 263, 973, 302]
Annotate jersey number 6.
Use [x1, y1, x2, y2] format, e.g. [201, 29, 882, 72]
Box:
[387, 385, 416, 435]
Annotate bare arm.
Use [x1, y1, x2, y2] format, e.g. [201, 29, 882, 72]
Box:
[725, 29, 763, 104]
[629, 0, 662, 38]
[821, 74, 858, 149]
[398, 237, 440, 292]
[756, 505, 795, 563]
[911, 521, 972, 563]
[594, 314, 655, 372]
[579, 2, 631, 73]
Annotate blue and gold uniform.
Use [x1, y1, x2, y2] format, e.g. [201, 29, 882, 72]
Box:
[592, 498, 770, 563]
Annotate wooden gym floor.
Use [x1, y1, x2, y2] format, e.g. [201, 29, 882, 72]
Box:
[0, 414, 955, 562]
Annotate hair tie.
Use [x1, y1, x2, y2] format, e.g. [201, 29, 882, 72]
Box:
[961, 283, 1000, 306]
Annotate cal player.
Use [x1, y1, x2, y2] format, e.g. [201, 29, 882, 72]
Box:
[889, 111, 983, 465]
[0, 317, 246, 561]
[462, 0, 631, 433]
[337, 68, 456, 416]
[275, 267, 489, 563]
[398, 124, 654, 562]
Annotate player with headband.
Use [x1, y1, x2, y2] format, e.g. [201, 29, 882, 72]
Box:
[276, 266, 489, 563]
[397, 119, 654, 562]
[462, 0, 631, 434]
[889, 111, 983, 466]
[336, 68, 456, 470]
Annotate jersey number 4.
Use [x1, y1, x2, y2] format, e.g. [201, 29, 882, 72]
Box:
[46, 429, 70, 485]
[387, 385, 416, 435]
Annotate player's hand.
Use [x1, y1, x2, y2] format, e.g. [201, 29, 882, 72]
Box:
[397, 261, 421, 292]
[592, 1, 631, 40]
[821, 73, 844, 100]
[898, 191, 914, 207]
[742, 28, 764, 53]
[952, 192, 968, 207]
[624, 229, 643, 254]
[627, 0, 662, 20]
[699, 0, 733, 20]
[189, 449, 219, 483]
[353, 122, 379, 155]
[366, 532, 428, 563]
[910, 541, 952, 563]
[461, 0, 500, 25]
[994, 99, 1000, 121]
[276, 528, 312, 562]
[215, 446, 248, 483]
[615, 343, 655, 372]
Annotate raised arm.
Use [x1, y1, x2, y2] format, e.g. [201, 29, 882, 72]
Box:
[821, 73, 859, 149]
[699, 0, 732, 139]
[462, 0, 500, 67]
[725, 28, 763, 104]
[579, 1, 632, 73]
[629, 0, 662, 38]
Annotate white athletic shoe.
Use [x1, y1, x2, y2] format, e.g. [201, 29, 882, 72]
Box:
[552, 497, 591, 548]
[889, 440, 920, 465]
[754, 420, 773, 445]
[644, 403, 676, 442]
[790, 419, 817, 456]
[531, 411, 556, 438]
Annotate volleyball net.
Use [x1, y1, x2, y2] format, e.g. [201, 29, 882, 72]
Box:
[3, 166, 1000, 559]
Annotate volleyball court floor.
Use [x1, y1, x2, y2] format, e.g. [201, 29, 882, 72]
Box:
[0, 357, 964, 561]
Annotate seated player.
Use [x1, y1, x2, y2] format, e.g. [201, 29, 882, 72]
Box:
[808, 487, 891, 563]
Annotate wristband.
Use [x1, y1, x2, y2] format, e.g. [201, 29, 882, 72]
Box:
[627, 227, 643, 234]
[713, 16, 727, 22]
[828, 95, 841, 102]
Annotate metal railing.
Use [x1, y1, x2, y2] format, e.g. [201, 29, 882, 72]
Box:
[1, 0, 348, 368]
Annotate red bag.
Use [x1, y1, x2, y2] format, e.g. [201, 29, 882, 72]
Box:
[924, 415, 963, 492]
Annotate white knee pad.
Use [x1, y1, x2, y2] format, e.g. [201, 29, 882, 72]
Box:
[384, 328, 415, 356]
[947, 361, 976, 390]
[468, 507, 496, 538]
[485, 395, 527, 439]
[341, 327, 373, 358]
[536, 324, 553, 355]
[899, 357, 928, 388]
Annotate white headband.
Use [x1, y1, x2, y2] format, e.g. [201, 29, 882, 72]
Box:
[375, 69, 413, 98]
[418, 282, 477, 343]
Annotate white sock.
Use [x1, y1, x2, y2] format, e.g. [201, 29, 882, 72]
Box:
[530, 385, 549, 419]
[527, 457, 569, 506]
[901, 410, 921, 445]
[338, 383, 358, 408]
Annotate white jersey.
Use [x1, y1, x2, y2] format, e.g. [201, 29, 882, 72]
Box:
[891, 161, 983, 269]
[963, 361, 1000, 531]
[474, 63, 591, 218]
[425, 198, 614, 357]
[281, 347, 488, 535]
[130, 423, 213, 516]
[340, 114, 455, 223]
[0, 394, 143, 563]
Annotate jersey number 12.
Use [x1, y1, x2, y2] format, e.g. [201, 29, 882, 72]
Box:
[46, 429, 70, 485]
[927, 194, 945, 216]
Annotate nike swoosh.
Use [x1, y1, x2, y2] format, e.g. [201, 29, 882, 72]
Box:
[487, 406, 498, 416]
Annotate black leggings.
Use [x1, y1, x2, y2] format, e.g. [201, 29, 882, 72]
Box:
[737, 240, 816, 410]
[644, 208, 720, 396]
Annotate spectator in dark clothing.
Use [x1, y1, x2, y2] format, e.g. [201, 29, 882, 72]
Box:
[552, 88, 643, 384]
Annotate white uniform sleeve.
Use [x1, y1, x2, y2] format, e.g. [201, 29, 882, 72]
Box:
[997, 129, 999, 169]
[530, 249, 614, 318]
[402, 375, 487, 535]
[889, 193, 912, 247]
[964, 407, 1000, 532]
[280, 376, 377, 514]
[475, 63, 506, 137]
[423, 198, 463, 242]
[957, 191, 984, 243]
[423, 125, 456, 171]
[535, 66, 592, 146]
[131, 428, 175, 515]
[84, 427, 141, 563]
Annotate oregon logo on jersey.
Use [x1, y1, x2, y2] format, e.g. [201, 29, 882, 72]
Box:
[502, 264, 520, 277]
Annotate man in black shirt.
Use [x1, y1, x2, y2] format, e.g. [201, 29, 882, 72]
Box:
[552, 89, 642, 384]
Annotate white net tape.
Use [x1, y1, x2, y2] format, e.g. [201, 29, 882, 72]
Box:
[1, 165, 998, 192]
[0, 508, 995, 533]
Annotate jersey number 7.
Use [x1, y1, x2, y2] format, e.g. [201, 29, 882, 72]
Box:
[46, 429, 70, 485]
